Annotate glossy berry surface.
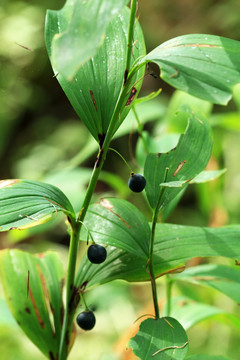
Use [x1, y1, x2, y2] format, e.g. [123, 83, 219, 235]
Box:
[87, 244, 107, 264]
[128, 173, 146, 192]
[76, 311, 96, 330]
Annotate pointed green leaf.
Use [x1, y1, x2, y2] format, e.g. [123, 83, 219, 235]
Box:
[0, 249, 64, 359]
[164, 297, 240, 331]
[45, 6, 146, 141]
[48, 0, 128, 80]
[0, 179, 75, 231]
[82, 198, 150, 259]
[76, 213, 240, 289]
[140, 34, 240, 105]
[174, 264, 240, 303]
[129, 317, 189, 360]
[190, 169, 226, 183]
[144, 114, 213, 210]
[153, 223, 240, 275]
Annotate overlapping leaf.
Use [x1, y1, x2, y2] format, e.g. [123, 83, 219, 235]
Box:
[144, 114, 213, 210]
[75, 198, 240, 289]
[45, 6, 146, 141]
[80, 198, 150, 259]
[163, 296, 240, 331]
[0, 179, 75, 231]
[48, 0, 129, 79]
[173, 264, 240, 303]
[0, 249, 65, 359]
[139, 34, 240, 105]
[129, 317, 189, 360]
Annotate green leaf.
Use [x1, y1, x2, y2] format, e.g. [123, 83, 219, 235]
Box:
[160, 180, 189, 188]
[140, 34, 240, 105]
[173, 264, 240, 303]
[0, 249, 65, 359]
[164, 297, 240, 331]
[144, 114, 213, 210]
[75, 246, 147, 289]
[45, 6, 146, 141]
[129, 317, 189, 360]
[187, 355, 232, 360]
[165, 90, 213, 133]
[0, 179, 75, 231]
[47, 0, 128, 80]
[75, 200, 240, 288]
[190, 169, 226, 183]
[153, 223, 240, 275]
[81, 198, 150, 259]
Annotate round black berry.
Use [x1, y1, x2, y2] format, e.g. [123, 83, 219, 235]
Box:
[87, 244, 107, 264]
[128, 173, 146, 192]
[76, 311, 96, 330]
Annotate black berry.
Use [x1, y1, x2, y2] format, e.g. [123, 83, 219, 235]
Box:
[128, 173, 146, 192]
[87, 244, 107, 264]
[76, 311, 96, 330]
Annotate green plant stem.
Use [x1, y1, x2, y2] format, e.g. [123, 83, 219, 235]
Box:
[125, 0, 138, 81]
[59, 4, 142, 358]
[58, 148, 107, 360]
[109, 147, 132, 173]
[166, 275, 173, 316]
[132, 105, 149, 155]
[148, 208, 160, 319]
[148, 168, 169, 319]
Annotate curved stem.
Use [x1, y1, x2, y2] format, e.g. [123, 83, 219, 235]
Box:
[109, 147, 132, 173]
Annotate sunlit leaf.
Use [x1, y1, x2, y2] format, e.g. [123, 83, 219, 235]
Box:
[0, 179, 75, 231]
[173, 264, 240, 303]
[0, 249, 64, 359]
[81, 198, 150, 259]
[163, 296, 240, 332]
[129, 317, 188, 360]
[153, 223, 240, 275]
[75, 200, 240, 288]
[165, 90, 213, 133]
[144, 114, 213, 210]
[45, 6, 146, 141]
[140, 34, 240, 105]
[47, 0, 128, 80]
[190, 169, 226, 183]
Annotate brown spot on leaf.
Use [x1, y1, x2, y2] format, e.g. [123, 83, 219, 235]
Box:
[90, 90, 98, 111]
[100, 199, 130, 228]
[25, 307, 31, 314]
[28, 287, 45, 329]
[173, 160, 186, 177]
[80, 281, 88, 292]
[126, 87, 137, 106]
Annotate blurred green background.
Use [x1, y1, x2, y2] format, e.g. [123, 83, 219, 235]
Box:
[1, 0, 240, 359]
